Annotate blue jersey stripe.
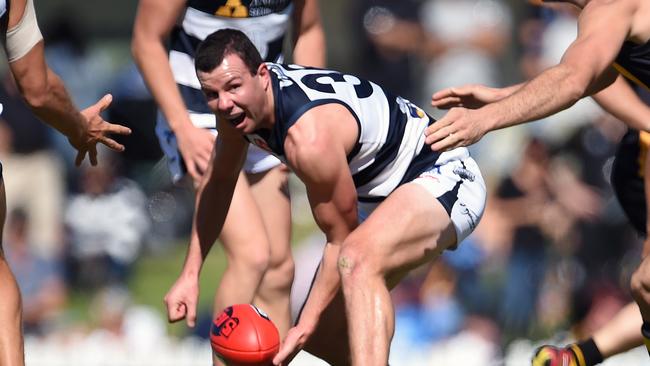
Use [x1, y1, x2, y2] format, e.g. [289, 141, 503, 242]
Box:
[178, 84, 211, 114]
[351, 94, 408, 188]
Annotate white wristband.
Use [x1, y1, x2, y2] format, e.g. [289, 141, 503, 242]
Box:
[6, 0, 43, 62]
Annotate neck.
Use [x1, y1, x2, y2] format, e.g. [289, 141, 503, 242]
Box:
[262, 76, 276, 128]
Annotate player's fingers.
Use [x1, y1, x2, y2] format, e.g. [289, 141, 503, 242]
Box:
[431, 135, 457, 152]
[104, 123, 132, 136]
[99, 137, 126, 152]
[186, 301, 197, 328]
[431, 96, 462, 109]
[97, 94, 113, 112]
[89, 146, 98, 166]
[166, 300, 187, 323]
[75, 150, 86, 167]
[186, 163, 202, 183]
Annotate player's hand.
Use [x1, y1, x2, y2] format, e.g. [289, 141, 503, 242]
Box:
[272, 323, 314, 366]
[431, 84, 504, 110]
[176, 125, 216, 184]
[424, 107, 489, 151]
[72, 94, 132, 166]
[164, 273, 200, 327]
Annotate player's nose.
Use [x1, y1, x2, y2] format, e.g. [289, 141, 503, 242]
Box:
[217, 95, 234, 113]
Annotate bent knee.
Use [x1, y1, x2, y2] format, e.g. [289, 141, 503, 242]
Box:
[338, 236, 382, 280]
[229, 247, 271, 275]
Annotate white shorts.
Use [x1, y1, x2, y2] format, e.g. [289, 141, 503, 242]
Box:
[155, 112, 282, 183]
[292, 152, 486, 324]
[357, 153, 486, 245]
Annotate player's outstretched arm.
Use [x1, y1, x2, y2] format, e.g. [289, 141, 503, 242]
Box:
[291, 0, 326, 68]
[431, 83, 523, 110]
[273, 109, 358, 366]
[9, 44, 131, 166]
[424, 0, 632, 151]
[592, 72, 650, 132]
[132, 0, 215, 183]
[164, 125, 247, 326]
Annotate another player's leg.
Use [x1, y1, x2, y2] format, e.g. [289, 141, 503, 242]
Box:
[532, 302, 643, 366]
[0, 179, 24, 366]
[338, 184, 460, 365]
[212, 171, 272, 318]
[247, 165, 294, 337]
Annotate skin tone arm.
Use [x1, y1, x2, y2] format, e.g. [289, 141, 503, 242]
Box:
[291, 0, 326, 67]
[592, 75, 650, 131]
[132, 0, 216, 182]
[425, 0, 634, 151]
[164, 120, 247, 326]
[273, 106, 358, 365]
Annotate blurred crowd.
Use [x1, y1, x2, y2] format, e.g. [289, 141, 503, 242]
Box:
[3, 0, 648, 364]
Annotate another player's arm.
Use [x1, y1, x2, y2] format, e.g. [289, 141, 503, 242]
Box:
[165, 120, 247, 325]
[480, 0, 632, 129]
[273, 109, 358, 364]
[132, 0, 188, 131]
[291, 0, 326, 67]
[7, 0, 130, 165]
[132, 0, 214, 180]
[592, 74, 650, 131]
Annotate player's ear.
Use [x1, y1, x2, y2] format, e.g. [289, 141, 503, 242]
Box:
[258, 63, 270, 88]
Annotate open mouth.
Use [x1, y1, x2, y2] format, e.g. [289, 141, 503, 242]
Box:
[228, 114, 245, 127]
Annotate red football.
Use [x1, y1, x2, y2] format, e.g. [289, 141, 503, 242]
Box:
[210, 304, 280, 366]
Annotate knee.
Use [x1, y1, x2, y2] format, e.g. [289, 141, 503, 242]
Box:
[230, 245, 271, 276]
[631, 260, 650, 305]
[266, 253, 295, 291]
[338, 235, 382, 284]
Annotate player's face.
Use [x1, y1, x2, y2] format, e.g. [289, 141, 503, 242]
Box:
[198, 54, 269, 134]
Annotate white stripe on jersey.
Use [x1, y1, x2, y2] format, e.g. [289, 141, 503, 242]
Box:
[169, 50, 202, 89]
[268, 64, 469, 200]
[182, 6, 291, 60]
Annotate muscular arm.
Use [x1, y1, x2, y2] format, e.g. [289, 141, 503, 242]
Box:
[592, 73, 650, 131]
[480, 0, 632, 131]
[285, 109, 358, 331]
[9, 42, 86, 141]
[291, 0, 326, 67]
[132, 0, 189, 131]
[180, 122, 247, 278]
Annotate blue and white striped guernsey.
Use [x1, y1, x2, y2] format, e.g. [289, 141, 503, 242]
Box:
[247, 63, 471, 202]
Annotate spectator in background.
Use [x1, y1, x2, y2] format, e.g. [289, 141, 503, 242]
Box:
[4, 208, 67, 336]
[64, 149, 150, 289]
[352, 0, 428, 101]
[420, 0, 513, 177]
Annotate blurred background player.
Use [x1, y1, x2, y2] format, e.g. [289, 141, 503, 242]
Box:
[425, 0, 650, 364]
[130, 0, 325, 352]
[0, 0, 132, 364]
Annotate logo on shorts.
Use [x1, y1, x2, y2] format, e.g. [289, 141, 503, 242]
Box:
[453, 167, 475, 182]
[459, 203, 478, 230]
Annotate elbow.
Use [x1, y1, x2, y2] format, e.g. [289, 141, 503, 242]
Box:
[22, 83, 50, 110]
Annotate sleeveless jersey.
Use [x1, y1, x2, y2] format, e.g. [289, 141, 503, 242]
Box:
[169, 0, 292, 115]
[614, 40, 650, 90]
[611, 129, 649, 234]
[247, 63, 470, 202]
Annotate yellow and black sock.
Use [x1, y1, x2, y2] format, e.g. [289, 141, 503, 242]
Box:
[642, 322, 650, 356]
[569, 338, 603, 366]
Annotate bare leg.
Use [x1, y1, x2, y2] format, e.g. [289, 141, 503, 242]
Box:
[592, 302, 643, 358]
[339, 184, 458, 366]
[0, 181, 24, 366]
[248, 166, 294, 337]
